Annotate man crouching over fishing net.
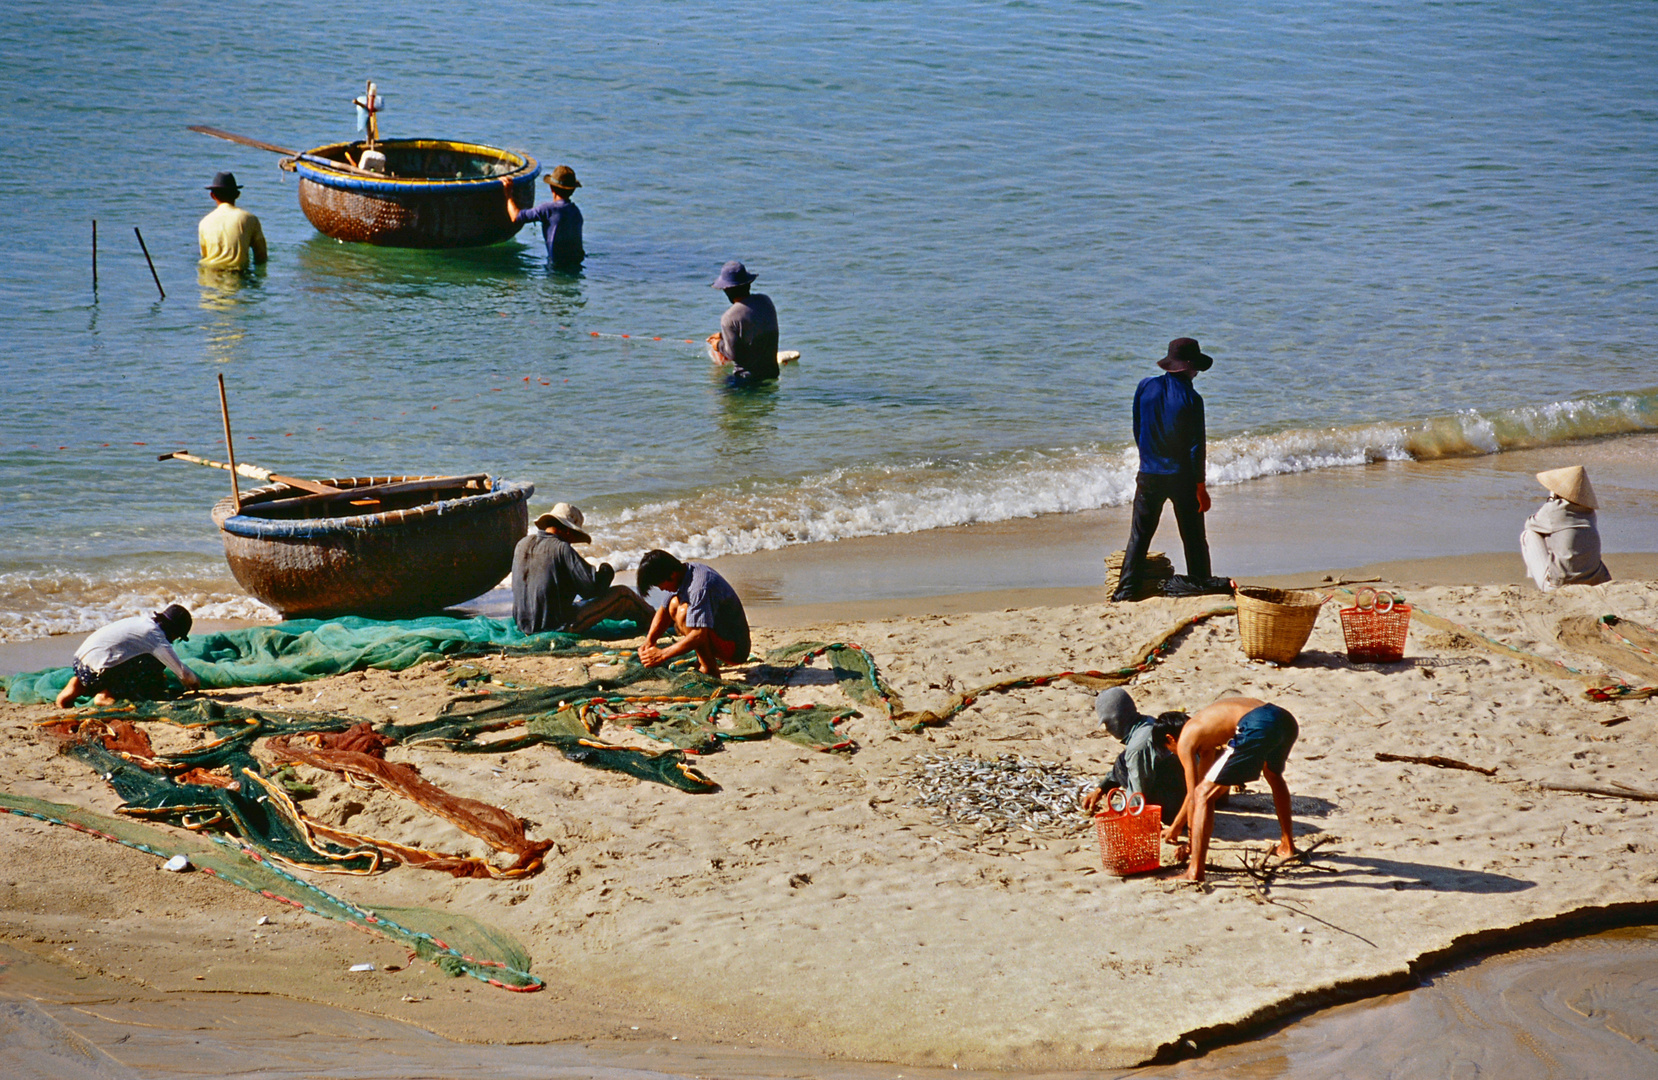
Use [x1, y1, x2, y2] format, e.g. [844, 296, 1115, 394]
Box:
[56, 604, 200, 708]
[634, 550, 752, 679]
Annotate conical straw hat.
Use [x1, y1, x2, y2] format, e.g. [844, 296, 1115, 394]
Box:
[1536, 466, 1598, 509]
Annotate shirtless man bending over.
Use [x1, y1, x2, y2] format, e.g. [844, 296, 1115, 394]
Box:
[1162, 696, 1298, 882]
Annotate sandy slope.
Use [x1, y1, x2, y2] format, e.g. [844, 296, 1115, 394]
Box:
[3, 576, 1657, 1069]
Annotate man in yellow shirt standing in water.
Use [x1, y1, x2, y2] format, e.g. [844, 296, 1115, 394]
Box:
[198, 171, 267, 271]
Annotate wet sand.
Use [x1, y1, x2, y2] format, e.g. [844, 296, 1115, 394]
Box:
[9, 926, 1658, 1079]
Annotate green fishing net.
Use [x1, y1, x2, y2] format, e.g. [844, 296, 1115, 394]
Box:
[0, 790, 542, 990]
[2, 614, 644, 705]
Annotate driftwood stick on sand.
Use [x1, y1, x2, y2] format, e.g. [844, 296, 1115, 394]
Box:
[1541, 780, 1658, 802]
[1374, 752, 1497, 776]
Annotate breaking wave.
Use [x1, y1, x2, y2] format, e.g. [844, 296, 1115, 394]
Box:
[0, 559, 276, 645]
[586, 388, 1658, 567]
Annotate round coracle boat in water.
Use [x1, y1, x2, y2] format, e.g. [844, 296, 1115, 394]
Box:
[211, 475, 533, 619]
[290, 139, 540, 248]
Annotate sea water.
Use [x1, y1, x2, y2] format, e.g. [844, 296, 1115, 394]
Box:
[1, 0, 1656, 640]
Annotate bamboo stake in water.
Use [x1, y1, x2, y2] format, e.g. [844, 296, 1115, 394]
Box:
[217, 373, 241, 514]
[134, 226, 164, 300]
[91, 219, 98, 294]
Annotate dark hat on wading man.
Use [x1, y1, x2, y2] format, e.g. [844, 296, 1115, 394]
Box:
[206, 171, 241, 196]
[712, 260, 759, 289]
[1158, 337, 1214, 374]
[545, 165, 582, 192]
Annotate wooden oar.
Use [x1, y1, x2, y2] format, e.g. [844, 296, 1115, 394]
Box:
[242, 474, 490, 516]
[158, 451, 344, 496]
[187, 125, 387, 179]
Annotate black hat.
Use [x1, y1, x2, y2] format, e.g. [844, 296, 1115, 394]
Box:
[206, 171, 241, 195]
[1158, 337, 1214, 373]
[155, 604, 192, 641]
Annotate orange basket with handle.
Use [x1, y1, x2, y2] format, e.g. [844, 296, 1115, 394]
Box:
[1093, 788, 1163, 876]
[1339, 587, 1411, 663]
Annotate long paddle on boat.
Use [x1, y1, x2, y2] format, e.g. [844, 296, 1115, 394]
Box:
[187, 125, 388, 179]
[158, 450, 347, 497]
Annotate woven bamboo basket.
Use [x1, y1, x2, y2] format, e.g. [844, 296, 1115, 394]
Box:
[1236, 587, 1325, 664]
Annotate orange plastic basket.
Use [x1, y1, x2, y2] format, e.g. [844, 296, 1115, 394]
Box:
[1093, 788, 1163, 876]
[1339, 588, 1411, 663]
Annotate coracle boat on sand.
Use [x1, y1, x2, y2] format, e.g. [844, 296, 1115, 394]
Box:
[211, 475, 533, 619]
[287, 139, 540, 248]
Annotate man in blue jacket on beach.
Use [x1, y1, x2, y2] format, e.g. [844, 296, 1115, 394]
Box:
[1111, 337, 1227, 602]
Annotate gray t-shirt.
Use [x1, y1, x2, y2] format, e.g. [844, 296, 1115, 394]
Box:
[511, 532, 613, 633]
[676, 563, 750, 659]
[719, 293, 780, 379]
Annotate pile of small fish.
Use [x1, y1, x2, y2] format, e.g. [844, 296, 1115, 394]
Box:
[903, 752, 1091, 834]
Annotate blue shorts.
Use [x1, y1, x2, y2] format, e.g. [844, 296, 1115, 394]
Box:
[1206, 704, 1298, 786]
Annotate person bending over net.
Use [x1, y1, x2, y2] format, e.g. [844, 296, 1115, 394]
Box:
[1161, 696, 1299, 882]
[634, 550, 752, 679]
[56, 604, 200, 708]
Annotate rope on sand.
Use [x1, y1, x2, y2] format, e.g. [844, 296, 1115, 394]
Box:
[894, 604, 1237, 729]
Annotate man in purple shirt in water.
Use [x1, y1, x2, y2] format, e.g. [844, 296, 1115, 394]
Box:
[706, 260, 780, 381]
[502, 165, 585, 269]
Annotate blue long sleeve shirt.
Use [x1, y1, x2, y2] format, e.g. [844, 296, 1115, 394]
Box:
[513, 197, 584, 268]
[1132, 373, 1206, 478]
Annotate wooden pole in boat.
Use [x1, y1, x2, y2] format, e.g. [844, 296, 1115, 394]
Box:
[91, 220, 98, 295]
[134, 227, 164, 300]
[217, 373, 241, 514]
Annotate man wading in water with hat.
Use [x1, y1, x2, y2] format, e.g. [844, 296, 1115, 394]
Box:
[502, 165, 585, 270]
[1111, 337, 1230, 602]
[198, 171, 267, 271]
[707, 260, 780, 381]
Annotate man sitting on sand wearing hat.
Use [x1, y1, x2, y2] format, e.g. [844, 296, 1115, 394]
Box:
[198, 172, 267, 271]
[1111, 338, 1229, 602]
[56, 605, 201, 709]
[511, 504, 653, 635]
[1522, 466, 1611, 592]
[502, 165, 585, 270]
[634, 550, 752, 678]
[1161, 695, 1299, 883]
[706, 260, 780, 381]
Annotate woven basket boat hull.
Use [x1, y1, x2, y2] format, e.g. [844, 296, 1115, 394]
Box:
[294, 140, 540, 248]
[1236, 587, 1324, 664]
[211, 476, 533, 619]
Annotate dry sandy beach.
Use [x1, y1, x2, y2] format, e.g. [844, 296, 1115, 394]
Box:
[3, 553, 1658, 1073]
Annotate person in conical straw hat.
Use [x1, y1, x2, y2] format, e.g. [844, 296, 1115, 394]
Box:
[1520, 466, 1610, 591]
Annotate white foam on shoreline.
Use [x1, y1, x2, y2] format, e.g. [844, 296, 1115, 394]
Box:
[587, 391, 1658, 568]
[2, 390, 1653, 636]
[0, 565, 276, 644]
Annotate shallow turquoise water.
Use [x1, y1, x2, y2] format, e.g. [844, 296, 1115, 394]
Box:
[0, 1, 1655, 632]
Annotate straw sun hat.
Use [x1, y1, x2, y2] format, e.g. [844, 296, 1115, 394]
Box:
[1536, 466, 1598, 510]
[534, 502, 592, 543]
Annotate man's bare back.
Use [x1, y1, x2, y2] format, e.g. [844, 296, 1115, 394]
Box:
[1163, 696, 1298, 882]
